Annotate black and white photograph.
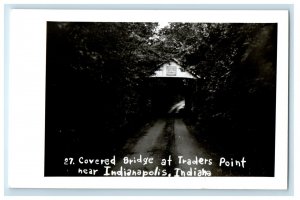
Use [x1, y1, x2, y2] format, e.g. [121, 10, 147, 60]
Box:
[6, 9, 289, 190]
[45, 21, 278, 177]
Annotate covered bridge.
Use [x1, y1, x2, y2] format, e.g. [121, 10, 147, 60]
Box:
[148, 61, 197, 116]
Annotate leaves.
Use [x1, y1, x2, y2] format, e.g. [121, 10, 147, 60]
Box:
[47, 22, 164, 139]
[47, 22, 277, 157]
[157, 23, 277, 158]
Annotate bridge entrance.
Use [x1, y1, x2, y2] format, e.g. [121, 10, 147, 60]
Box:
[148, 61, 197, 117]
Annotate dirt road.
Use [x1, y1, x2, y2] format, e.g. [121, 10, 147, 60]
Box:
[111, 117, 223, 176]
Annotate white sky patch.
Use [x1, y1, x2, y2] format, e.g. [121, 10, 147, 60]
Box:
[151, 22, 170, 39]
[158, 21, 170, 29]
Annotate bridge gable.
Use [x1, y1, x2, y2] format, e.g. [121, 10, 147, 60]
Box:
[150, 61, 196, 79]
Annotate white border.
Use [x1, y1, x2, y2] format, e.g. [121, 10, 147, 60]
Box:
[7, 9, 289, 189]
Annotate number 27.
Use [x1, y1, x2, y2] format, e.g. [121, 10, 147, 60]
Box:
[64, 157, 74, 165]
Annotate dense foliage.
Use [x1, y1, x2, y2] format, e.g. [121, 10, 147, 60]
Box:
[46, 22, 277, 176]
[46, 22, 166, 175]
[158, 23, 277, 175]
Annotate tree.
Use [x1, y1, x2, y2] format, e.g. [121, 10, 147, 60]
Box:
[157, 23, 277, 175]
[45, 22, 164, 163]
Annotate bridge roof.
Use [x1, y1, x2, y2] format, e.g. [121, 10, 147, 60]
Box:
[150, 61, 196, 79]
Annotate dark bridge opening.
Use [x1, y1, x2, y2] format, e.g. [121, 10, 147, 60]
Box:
[147, 78, 196, 118]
